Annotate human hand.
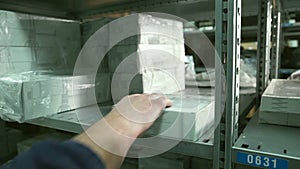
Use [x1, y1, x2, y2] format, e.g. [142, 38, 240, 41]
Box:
[73, 94, 172, 169]
[106, 93, 172, 138]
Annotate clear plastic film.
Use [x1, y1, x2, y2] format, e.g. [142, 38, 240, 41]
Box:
[195, 58, 256, 88]
[0, 10, 81, 76]
[0, 71, 111, 122]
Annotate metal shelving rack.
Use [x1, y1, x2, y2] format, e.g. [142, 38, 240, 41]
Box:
[0, 0, 243, 165]
[2, 0, 300, 168]
[232, 0, 300, 169]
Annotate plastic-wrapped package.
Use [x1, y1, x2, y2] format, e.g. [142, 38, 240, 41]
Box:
[109, 14, 184, 46]
[111, 65, 185, 102]
[145, 94, 214, 141]
[105, 14, 186, 101]
[0, 71, 111, 122]
[194, 58, 256, 88]
[289, 69, 300, 80]
[259, 79, 300, 127]
[0, 10, 81, 75]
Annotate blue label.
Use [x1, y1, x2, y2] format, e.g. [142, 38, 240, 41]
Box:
[236, 152, 288, 169]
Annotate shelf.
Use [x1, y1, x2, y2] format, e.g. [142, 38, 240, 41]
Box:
[232, 113, 300, 168]
[26, 87, 255, 160]
[27, 104, 214, 160]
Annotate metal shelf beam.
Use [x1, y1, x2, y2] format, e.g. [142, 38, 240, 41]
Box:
[27, 104, 215, 160]
[233, 114, 300, 169]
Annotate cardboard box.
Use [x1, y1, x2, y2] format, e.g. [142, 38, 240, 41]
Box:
[145, 94, 214, 141]
[0, 73, 111, 122]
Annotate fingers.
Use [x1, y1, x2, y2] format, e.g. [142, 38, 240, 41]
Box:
[149, 93, 172, 108]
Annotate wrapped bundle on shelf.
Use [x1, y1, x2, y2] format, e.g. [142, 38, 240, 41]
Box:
[0, 10, 81, 75]
[0, 72, 111, 122]
[145, 94, 214, 141]
[259, 79, 300, 127]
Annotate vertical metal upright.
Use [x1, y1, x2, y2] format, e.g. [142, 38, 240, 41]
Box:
[256, 0, 273, 100]
[214, 0, 241, 168]
[271, 0, 282, 79]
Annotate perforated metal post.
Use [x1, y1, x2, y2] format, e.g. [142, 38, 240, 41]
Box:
[214, 0, 241, 168]
[271, 1, 282, 79]
[256, 0, 272, 101]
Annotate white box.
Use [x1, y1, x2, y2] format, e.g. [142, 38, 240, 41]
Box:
[259, 79, 300, 127]
[259, 111, 300, 127]
[0, 28, 81, 49]
[260, 79, 300, 114]
[0, 73, 111, 122]
[145, 94, 214, 141]
[109, 14, 184, 46]
[0, 11, 81, 48]
[0, 47, 80, 71]
[0, 62, 34, 76]
[0, 10, 33, 29]
[108, 44, 185, 73]
[111, 66, 185, 102]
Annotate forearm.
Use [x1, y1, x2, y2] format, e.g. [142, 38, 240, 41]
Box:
[73, 110, 143, 169]
[73, 94, 171, 169]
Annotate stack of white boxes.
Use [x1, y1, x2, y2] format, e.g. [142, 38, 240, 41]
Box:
[259, 79, 300, 127]
[0, 10, 81, 75]
[0, 73, 110, 122]
[107, 14, 185, 101]
[0, 10, 113, 122]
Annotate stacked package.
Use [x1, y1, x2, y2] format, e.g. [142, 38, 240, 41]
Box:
[259, 79, 300, 127]
[145, 94, 214, 141]
[0, 10, 81, 75]
[0, 72, 111, 122]
[83, 14, 185, 101]
[110, 14, 185, 101]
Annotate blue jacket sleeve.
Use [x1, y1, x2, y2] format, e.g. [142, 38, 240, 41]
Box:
[2, 141, 105, 169]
